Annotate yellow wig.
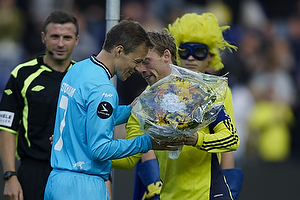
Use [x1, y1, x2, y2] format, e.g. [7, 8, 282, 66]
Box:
[166, 13, 237, 71]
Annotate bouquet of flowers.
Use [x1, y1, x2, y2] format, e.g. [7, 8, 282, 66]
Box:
[131, 64, 228, 159]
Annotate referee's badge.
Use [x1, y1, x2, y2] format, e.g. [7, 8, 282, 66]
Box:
[97, 102, 113, 119]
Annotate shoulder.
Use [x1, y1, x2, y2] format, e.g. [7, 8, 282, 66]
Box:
[11, 58, 39, 78]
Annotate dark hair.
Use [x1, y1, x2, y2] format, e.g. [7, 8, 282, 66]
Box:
[103, 18, 154, 54]
[43, 11, 79, 36]
[147, 30, 177, 65]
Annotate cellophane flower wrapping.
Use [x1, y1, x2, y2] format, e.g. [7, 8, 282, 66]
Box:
[131, 64, 228, 159]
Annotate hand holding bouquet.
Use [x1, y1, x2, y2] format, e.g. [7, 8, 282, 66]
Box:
[132, 65, 228, 159]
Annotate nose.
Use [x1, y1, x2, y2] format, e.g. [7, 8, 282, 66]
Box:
[57, 37, 64, 47]
[187, 55, 195, 60]
[135, 63, 147, 73]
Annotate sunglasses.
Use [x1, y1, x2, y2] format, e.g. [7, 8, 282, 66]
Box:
[178, 43, 209, 60]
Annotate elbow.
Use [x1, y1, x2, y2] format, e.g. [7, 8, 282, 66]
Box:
[122, 164, 135, 171]
[228, 137, 240, 151]
[111, 160, 137, 171]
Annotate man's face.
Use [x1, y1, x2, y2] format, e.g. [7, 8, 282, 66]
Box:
[114, 43, 148, 81]
[180, 55, 213, 73]
[42, 22, 79, 62]
[138, 49, 171, 86]
[179, 43, 213, 73]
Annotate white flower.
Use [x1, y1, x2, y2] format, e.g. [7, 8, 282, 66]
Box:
[161, 93, 186, 113]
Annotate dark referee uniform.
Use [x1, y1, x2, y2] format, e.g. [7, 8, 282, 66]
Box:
[0, 55, 75, 199]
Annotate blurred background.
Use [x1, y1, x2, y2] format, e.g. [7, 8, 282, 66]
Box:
[0, 0, 300, 199]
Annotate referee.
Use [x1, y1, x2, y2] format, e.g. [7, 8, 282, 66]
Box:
[0, 11, 79, 200]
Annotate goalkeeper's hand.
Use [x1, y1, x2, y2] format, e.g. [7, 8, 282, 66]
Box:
[149, 135, 185, 151]
[185, 132, 198, 146]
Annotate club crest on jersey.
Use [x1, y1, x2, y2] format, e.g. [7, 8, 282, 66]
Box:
[97, 102, 113, 119]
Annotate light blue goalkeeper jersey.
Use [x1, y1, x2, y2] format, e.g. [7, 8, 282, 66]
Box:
[50, 56, 152, 181]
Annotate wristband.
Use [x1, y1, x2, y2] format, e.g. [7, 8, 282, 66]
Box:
[3, 171, 17, 181]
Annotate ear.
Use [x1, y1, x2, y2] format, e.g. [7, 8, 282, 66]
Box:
[163, 49, 171, 63]
[115, 45, 124, 58]
[208, 53, 214, 62]
[41, 32, 46, 43]
[75, 35, 80, 46]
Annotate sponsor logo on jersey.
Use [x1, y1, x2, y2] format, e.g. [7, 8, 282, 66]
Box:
[97, 102, 113, 119]
[61, 82, 76, 97]
[4, 89, 13, 96]
[31, 85, 45, 92]
[102, 92, 113, 97]
[0, 111, 14, 127]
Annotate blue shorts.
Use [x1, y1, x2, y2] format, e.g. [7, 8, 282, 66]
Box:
[44, 169, 109, 200]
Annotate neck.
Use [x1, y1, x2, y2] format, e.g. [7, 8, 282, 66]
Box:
[43, 55, 70, 72]
[95, 50, 114, 75]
